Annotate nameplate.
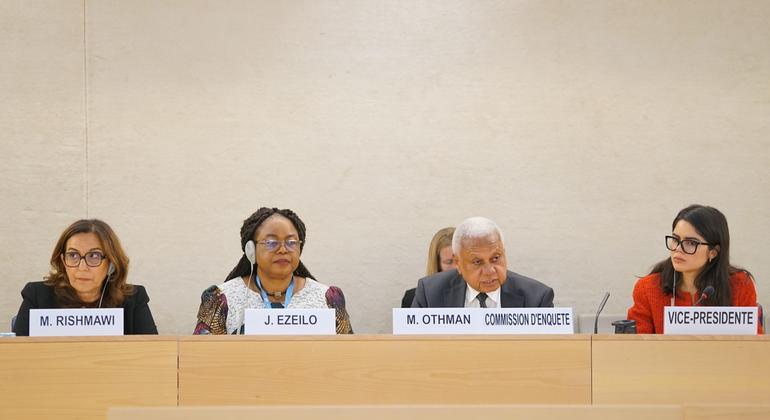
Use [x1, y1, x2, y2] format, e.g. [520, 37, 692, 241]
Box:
[29, 308, 124, 336]
[393, 308, 574, 334]
[664, 306, 758, 335]
[244, 308, 336, 335]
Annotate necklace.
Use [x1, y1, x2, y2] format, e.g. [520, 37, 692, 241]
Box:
[253, 275, 295, 308]
[249, 275, 291, 296]
[263, 289, 286, 298]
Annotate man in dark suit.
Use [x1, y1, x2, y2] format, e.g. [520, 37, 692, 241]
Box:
[412, 217, 554, 308]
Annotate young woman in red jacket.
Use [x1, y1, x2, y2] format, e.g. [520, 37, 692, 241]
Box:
[627, 204, 761, 334]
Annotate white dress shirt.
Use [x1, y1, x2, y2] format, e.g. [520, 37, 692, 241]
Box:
[464, 283, 500, 308]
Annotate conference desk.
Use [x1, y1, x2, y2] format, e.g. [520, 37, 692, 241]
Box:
[2, 334, 769, 420]
[109, 404, 684, 420]
[0, 336, 177, 420]
[592, 334, 770, 404]
[178, 334, 591, 405]
[108, 404, 770, 420]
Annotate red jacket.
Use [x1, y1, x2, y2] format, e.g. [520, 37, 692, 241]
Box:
[627, 271, 763, 334]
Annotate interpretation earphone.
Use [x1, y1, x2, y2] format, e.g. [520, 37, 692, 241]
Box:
[235, 241, 257, 334]
[244, 240, 256, 279]
[244, 240, 256, 265]
[97, 262, 116, 308]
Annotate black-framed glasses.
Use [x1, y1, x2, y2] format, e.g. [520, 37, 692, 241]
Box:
[665, 236, 710, 255]
[256, 239, 302, 252]
[62, 251, 106, 267]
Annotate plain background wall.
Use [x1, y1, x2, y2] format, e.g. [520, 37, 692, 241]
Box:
[1, 0, 768, 334]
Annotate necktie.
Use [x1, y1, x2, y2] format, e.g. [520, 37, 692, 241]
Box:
[271, 302, 284, 309]
[477, 292, 488, 308]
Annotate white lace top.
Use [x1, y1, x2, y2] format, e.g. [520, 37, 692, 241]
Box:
[218, 277, 329, 334]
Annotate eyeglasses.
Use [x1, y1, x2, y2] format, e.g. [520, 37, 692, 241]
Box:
[256, 239, 302, 252]
[62, 251, 106, 267]
[665, 236, 711, 255]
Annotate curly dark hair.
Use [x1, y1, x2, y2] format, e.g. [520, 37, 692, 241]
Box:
[224, 207, 315, 281]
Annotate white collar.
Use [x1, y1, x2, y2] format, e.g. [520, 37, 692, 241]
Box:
[464, 283, 501, 307]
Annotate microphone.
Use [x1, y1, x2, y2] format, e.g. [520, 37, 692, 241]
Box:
[695, 286, 715, 306]
[594, 292, 610, 334]
[326, 286, 353, 334]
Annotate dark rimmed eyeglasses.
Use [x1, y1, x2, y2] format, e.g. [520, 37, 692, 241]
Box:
[62, 251, 106, 267]
[665, 235, 711, 255]
[256, 239, 302, 252]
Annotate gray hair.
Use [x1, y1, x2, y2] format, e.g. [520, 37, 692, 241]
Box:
[451, 217, 505, 254]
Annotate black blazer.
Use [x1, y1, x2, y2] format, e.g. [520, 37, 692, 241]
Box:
[13, 281, 158, 336]
[401, 288, 416, 308]
[411, 269, 554, 308]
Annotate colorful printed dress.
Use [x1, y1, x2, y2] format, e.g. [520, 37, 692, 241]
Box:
[194, 277, 353, 334]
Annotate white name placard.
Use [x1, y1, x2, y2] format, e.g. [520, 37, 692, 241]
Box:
[244, 308, 336, 335]
[393, 308, 574, 335]
[664, 306, 758, 335]
[29, 308, 123, 336]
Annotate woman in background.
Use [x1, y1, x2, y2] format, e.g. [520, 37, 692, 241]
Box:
[627, 204, 761, 333]
[13, 219, 158, 335]
[401, 227, 456, 308]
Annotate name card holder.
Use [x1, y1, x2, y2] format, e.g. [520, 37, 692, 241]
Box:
[29, 308, 124, 336]
[393, 308, 574, 335]
[664, 306, 758, 335]
[244, 308, 336, 335]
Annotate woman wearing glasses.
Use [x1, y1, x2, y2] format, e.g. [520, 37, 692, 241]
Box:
[627, 204, 761, 333]
[13, 219, 158, 335]
[194, 207, 353, 334]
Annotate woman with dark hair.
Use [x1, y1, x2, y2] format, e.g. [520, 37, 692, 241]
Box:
[13, 219, 158, 335]
[401, 227, 456, 307]
[627, 204, 761, 333]
[194, 207, 353, 334]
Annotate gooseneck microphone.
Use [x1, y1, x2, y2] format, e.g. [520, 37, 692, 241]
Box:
[594, 292, 610, 334]
[694, 286, 715, 306]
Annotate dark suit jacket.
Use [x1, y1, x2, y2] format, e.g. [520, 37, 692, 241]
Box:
[411, 269, 554, 308]
[12, 281, 159, 336]
[401, 288, 416, 308]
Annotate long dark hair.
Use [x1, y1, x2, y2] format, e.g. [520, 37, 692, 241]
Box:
[651, 204, 747, 306]
[44, 219, 134, 307]
[225, 207, 315, 281]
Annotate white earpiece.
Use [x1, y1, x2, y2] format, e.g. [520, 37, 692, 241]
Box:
[245, 241, 256, 264]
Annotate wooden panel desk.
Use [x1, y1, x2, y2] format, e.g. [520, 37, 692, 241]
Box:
[592, 335, 770, 404]
[683, 404, 770, 420]
[111, 404, 770, 420]
[178, 335, 591, 405]
[0, 336, 178, 420]
[109, 404, 683, 420]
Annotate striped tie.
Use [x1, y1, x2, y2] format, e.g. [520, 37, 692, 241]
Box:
[477, 293, 488, 308]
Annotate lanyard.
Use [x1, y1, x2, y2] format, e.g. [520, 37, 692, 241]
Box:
[255, 275, 294, 309]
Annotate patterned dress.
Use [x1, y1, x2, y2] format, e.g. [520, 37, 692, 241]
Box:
[194, 277, 353, 334]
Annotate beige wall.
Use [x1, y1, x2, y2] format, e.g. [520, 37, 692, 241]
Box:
[2, 0, 768, 334]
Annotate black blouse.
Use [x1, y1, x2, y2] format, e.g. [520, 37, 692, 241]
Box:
[13, 281, 158, 336]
